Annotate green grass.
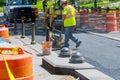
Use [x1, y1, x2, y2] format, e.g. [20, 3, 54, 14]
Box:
[80, 1, 110, 8]
[79, 1, 120, 9]
[0, 8, 2, 12]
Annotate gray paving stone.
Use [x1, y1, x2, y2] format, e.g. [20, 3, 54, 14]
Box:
[42, 53, 95, 76]
[43, 53, 95, 69]
[75, 69, 115, 80]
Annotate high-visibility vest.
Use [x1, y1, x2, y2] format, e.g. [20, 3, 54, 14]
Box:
[62, 5, 76, 27]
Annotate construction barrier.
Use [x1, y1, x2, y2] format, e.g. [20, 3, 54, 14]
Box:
[0, 24, 9, 40]
[42, 41, 52, 55]
[116, 10, 120, 31]
[78, 9, 120, 32]
[76, 13, 80, 26]
[80, 10, 88, 26]
[0, 44, 33, 80]
[106, 11, 117, 32]
[88, 13, 106, 30]
[16, 74, 33, 80]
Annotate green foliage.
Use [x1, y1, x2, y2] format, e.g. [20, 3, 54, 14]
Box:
[0, 7, 3, 12]
[34, 1, 54, 11]
[0, 0, 4, 6]
[0, 0, 120, 12]
[79, 0, 110, 8]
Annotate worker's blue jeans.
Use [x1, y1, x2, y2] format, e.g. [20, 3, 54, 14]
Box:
[64, 26, 78, 47]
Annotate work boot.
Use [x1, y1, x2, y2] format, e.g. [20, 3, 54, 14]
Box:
[61, 45, 69, 48]
[76, 41, 82, 48]
[62, 42, 69, 48]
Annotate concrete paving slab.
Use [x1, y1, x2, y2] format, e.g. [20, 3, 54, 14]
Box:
[43, 54, 95, 69]
[42, 53, 95, 76]
[42, 75, 76, 80]
[75, 69, 115, 80]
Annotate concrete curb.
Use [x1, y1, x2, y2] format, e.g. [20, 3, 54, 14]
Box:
[87, 31, 120, 41]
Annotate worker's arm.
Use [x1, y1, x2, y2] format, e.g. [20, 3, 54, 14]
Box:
[62, 15, 66, 20]
[74, 8, 78, 17]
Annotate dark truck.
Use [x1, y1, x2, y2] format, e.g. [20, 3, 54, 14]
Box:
[3, 0, 38, 23]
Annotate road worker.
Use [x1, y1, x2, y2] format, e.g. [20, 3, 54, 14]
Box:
[61, 1, 81, 48]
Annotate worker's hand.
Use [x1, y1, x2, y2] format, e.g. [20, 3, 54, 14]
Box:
[62, 15, 66, 20]
[75, 10, 78, 16]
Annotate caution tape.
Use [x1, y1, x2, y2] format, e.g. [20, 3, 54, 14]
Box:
[1, 53, 16, 80]
[11, 47, 19, 54]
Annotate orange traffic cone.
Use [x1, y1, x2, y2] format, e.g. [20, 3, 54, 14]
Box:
[0, 24, 9, 40]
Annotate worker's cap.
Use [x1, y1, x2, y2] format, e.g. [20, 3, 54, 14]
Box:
[60, 1, 67, 6]
[61, 0, 67, 2]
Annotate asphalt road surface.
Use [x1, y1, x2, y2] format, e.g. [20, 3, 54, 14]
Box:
[27, 31, 120, 80]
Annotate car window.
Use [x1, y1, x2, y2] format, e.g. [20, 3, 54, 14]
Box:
[9, 0, 32, 5]
[9, 0, 22, 5]
[22, 0, 32, 5]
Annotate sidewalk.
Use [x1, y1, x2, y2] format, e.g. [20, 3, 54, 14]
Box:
[9, 35, 75, 80]
[88, 31, 120, 41]
[79, 26, 120, 41]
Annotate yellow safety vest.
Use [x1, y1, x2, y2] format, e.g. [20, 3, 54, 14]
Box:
[62, 5, 76, 27]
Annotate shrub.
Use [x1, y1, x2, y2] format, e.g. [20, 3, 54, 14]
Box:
[0, 0, 4, 6]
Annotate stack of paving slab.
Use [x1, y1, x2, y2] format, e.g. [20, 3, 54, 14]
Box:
[42, 52, 115, 80]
